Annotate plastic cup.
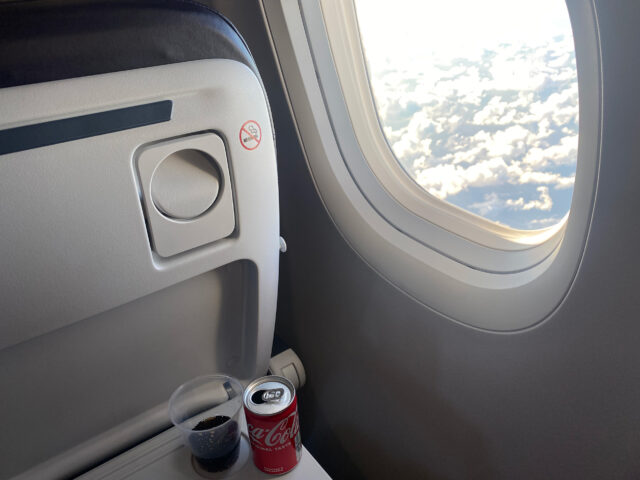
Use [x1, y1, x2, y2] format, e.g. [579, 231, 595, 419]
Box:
[169, 375, 244, 472]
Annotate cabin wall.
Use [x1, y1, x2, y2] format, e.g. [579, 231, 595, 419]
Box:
[219, 1, 640, 478]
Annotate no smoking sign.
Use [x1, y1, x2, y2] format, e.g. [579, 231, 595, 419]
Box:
[239, 120, 262, 151]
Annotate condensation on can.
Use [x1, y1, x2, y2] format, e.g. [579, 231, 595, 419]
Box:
[243, 375, 301, 475]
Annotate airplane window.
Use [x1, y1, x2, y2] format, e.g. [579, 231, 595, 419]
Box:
[354, 0, 578, 231]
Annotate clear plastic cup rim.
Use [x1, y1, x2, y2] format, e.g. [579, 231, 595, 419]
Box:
[168, 374, 244, 434]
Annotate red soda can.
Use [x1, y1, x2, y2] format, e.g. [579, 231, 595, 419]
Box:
[243, 375, 301, 474]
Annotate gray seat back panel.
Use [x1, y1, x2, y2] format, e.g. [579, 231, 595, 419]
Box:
[0, 55, 278, 480]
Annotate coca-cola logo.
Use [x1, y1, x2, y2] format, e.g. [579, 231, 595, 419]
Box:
[248, 411, 300, 448]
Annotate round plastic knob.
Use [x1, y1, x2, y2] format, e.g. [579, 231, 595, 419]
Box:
[150, 149, 221, 220]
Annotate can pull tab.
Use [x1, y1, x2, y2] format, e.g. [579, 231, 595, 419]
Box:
[250, 387, 286, 405]
[262, 388, 284, 403]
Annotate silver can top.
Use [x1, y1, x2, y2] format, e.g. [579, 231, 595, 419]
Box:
[243, 375, 295, 416]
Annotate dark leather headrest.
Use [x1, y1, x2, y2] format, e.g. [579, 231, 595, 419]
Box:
[0, 0, 258, 88]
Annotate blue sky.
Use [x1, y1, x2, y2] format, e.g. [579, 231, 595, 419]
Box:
[355, 0, 578, 230]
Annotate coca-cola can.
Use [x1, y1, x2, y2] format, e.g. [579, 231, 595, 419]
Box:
[243, 375, 301, 474]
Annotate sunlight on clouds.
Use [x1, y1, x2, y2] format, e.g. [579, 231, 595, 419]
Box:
[355, 0, 578, 230]
[506, 187, 553, 211]
[416, 158, 509, 199]
[469, 186, 553, 220]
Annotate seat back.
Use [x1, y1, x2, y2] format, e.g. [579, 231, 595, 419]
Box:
[0, 2, 279, 478]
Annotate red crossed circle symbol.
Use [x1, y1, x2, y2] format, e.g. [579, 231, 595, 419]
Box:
[239, 120, 262, 151]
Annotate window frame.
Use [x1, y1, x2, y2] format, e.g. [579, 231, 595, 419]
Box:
[262, 0, 601, 330]
[324, 0, 572, 249]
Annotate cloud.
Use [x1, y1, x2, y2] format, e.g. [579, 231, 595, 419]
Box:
[522, 134, 578, 168]
[469, 186, 554, 220]
[506, 186, 553, 211]
[415, 158, 509, 198]
[527, 216, 564, 228]
[365, 32, 578, 230]
[511, 168, 575, 189]
[468, 192, 502, 216]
